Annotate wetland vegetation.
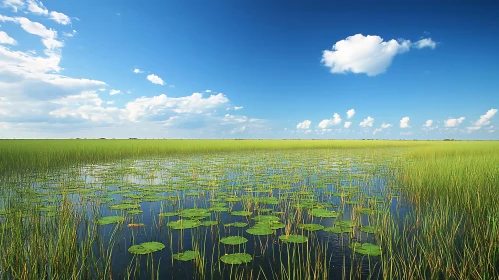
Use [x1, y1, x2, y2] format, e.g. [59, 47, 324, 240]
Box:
[0, 140, 498, 279]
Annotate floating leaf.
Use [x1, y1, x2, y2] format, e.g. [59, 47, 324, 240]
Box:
[96, 215, 125, 225]
[224, 222, 248, 228]
[246, 224, 274, 235]
[230, 211, 252, 216]
[220, 253, 252, 264]
[323, 226, 351, 234]
[220, 236, 248, 245]
[201, 220, 218, 226]
[279, 234, 307, 243]
[298, 223, 324, 231]
[349, 242, 382, 256]
[128, 242, 165, 255]
[309, 208, 339, 218]
[167, 219, 201, 230]
[359, 225, 379, 234]
[173, 250, 198, 261]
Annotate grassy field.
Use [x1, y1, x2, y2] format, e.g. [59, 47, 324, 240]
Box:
[0, 140, 497, 279]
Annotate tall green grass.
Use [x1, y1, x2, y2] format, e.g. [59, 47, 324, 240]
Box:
[0, 139, 425, 175]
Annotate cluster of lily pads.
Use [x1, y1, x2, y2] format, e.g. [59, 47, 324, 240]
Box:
[1, 149, 396, 278]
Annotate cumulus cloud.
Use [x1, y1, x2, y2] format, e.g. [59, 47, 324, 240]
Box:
[0, 16, 63, 51]
[27, 0, 48, 15]
[321, 34, 436, 76]
[2, 0, 24, 12]
[205, 89, 212, 93]
[381, 122, 393, 129]
[321, 34, 411, 76]
[125, 92, 228, 121]
[359, 116, 374, 127]
[424, 119, 433, 127]
[318, 113, 341, 129]
[49, 11, 71, 25]
[400, 116, 410, 128]
[109, 89, 121, 95]
[414, 38, 437, 49]
[444, 117, 465, 127]
[344, 121, 351, 128]
[0, 31, 17, 45]
[146, 74, 165, 85]
[347, 108, 355, 119]
[296, 120, 311, 130]
[133, 68, 143, 74]
[466, 108, 498, 132]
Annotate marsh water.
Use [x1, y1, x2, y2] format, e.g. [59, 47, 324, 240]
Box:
[1, 149, 409, 279]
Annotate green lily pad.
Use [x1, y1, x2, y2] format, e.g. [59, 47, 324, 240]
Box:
[323, 226, 351, 234]
[220, 253, 252, 264]
[173, 250, 198, 261]
[96, 215, 125, 225]
[359, 226, 380, 234]
[167, 219, 202, 230]
[279, 234, 308, 243]
[334, 220, 354, 228]
[128, 242, 165, 255]
[230, 211, 252, 216]
[252, 215, 280, 223]
[220, 236, 248, 245]
[224, 222, 248, 228]
[246, 224, 274, 235]
[201, 220, 218, 226]
[159, 211, 180, 217]
[309, 208, 339, 218]
[268, 222, 286, 230]
[109, 204, 140, 210]
[298, 223, 324, 231]
[127, 210, 143, 215]
[349, 242, 382, 256]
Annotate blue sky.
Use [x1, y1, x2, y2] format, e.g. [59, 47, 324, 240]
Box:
[0, 0, 498, 139]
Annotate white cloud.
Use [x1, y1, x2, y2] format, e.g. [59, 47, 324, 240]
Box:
[444, 117, 465, 127]
[318, 113, 341, 129]
[146, 74, 165, 85]
[474, 108, 497, 127]
[125, 92, 228, 121]
[466, 108, 498, 132]
[347, 108, 355, 119]
[489, 129, 495, 133]
[109, 89, 121, 95]
[296, 120, 311, 130]
[234, 106, 243, 110]
[359, 116, 374, 127]
[49, 11, 71, 25]
[27, 0, 48, 15]
[423, 119, 433, 127]
[373, 128, 382, 135]
[0, 16, 63, 51]
[205, 89, 212, 93]
[400, 116, 410, 128]
[2, 0, 24, 12]
[133, 68, 143, 74]
[0, 31, 17, 45]
[381, 122, 393, 129]
[414, 38, 436, 49]
[230, 125, 246, 134]
[344, 121, 351, 128]
[321, 34, 411, 76]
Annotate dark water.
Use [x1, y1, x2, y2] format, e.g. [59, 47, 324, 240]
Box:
[15, 150, 405, 279]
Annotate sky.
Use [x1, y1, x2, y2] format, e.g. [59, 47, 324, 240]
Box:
[0, 0, 498, 140]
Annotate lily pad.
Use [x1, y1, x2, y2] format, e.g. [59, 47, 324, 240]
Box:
[128, 241, 165, 255]
[349, 242, 382, 256]
[334, 220, 354, 228]
[127, 210, 143, 215]
[309, 208, 339, 218]
[279, 234, 308, 243]
[220, 253, 252, 264]
[109, 204, 140, 210]
[167, 219, 202, 230]
[230, 211, 252, 216]
[224, 222, 248, 228]
[246, 224, 274, 235]
[96, 215, 125, 225]
[359, 226, 380, 234]
[298, 223, 324, 231]
[323, 226, 351, 234]
[220, 236, 248, 245]
[252, 215, 280, 223]
[173, 250, 198, 261]
[201, 220, 218, 226]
